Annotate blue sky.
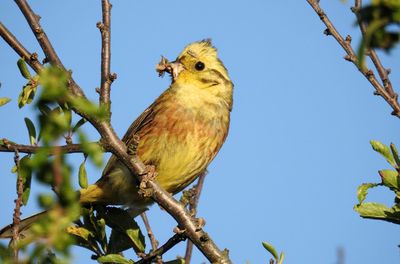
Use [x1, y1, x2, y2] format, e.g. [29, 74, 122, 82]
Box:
[1, 1, 399, 263]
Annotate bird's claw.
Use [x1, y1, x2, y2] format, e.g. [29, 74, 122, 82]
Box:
[138, 165, 157, 198]
[194, 217, 206, 231]
[173, 226, 186, 234]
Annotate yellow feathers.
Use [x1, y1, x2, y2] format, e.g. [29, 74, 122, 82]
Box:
[83, 39, 234, 208]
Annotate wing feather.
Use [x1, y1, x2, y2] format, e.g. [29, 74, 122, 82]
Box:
[101, 105, 155, 177]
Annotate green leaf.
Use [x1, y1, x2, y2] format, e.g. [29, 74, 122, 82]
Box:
[19, 155, 32, 206]
[356, 183, 380, 204]
[38, 194, 54, 209]
[96, 218, 107, 252]
[278, 252, 285, 264]
[17, 58, 31, 79]
[24, 117, 37, 145]
[370, 140, 396, 167]
[0, 97, 11, 107]
[101, 207, 145, 253]
[64, 108, 72, 128]
[354, 202, 400, 224]
[78, 132, 103, 167]
[11, 165, 17, 174]
[39, 106, 71, 144]
[126, 228, 145, 253]
[97, 254, 134, 264]
[38, 66, 68, 100]
[72, 118, 87, 133]
[78, 161, 88, 188]
[38, 104, 51, 116]
[390, 143, 400, 167]
[66, 226, 94, 241]
[18, 84, 37, 108]
[262, 241, 278, 260]
[379, 169, 400, 190]
[69, 97, 107, 120]
[108, 229, 133, 254]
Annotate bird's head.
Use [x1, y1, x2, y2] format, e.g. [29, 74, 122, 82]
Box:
[157, 39, 232, 90]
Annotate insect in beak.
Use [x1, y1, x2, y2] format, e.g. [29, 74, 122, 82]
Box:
[156, 56, 185, 80]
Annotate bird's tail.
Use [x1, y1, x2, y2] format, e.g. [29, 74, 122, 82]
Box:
[0, 183, 111, 239]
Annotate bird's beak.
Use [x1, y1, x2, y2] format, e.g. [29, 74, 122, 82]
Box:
[169, 61, 185, 79]
[156, 56, 185, 80]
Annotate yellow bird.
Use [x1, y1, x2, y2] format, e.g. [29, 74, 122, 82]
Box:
[0, 39, 233, 238]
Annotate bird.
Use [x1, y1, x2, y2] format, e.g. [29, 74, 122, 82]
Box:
[0, 39, 233, 238]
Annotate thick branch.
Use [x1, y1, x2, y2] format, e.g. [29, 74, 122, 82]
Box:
[306, 0, 400, 117]
[0, 22, 43, 73]
[98, 0, 113, 116]
[136, 233, 186, 264]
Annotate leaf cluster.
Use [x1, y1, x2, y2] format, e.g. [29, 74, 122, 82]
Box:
[354, 140, 400, 224]
[358, 0, 400, 54]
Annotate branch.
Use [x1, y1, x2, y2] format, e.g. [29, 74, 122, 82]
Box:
[136, 233, 186, 264]
[184, 172, 207, 264]
[306, 0, 400, 117]
[15, 0, 62, 68]
[11, 150, 23, 262]
[352, 0, 396, 98]
[0, 22, 43, 73]
[140, 212, 162, 263]
[98, 0, 115, 117]
[0, 140, 96, 155]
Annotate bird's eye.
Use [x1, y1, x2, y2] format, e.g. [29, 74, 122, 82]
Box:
[195, 61, 205, 71]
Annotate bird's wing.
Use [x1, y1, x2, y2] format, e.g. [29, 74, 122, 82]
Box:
[101, 106, 155, 177]
[122, 107, 155, 145]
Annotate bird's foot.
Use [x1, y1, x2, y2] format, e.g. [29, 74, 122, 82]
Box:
[193, 217, 206, 231]
[173, 226, 186, 234]
[138, 165, 157, 198]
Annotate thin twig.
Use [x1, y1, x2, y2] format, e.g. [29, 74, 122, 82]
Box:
[353, 0, 396, 98]
[0, 22, 43, 73]
[11, 150, 23, 262]
[15, 0, 62, 68]
[140, 212, 162, 264]
[184, 171, 207, 264]
[98, 0, 114, 118]
[306, 0, 400, 117]
[136, 233, 186, 264]
[0, 140, 99, 155]
[51, 144, 62, 195]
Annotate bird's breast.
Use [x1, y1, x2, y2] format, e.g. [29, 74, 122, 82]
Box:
[136, 99, 230, 194]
